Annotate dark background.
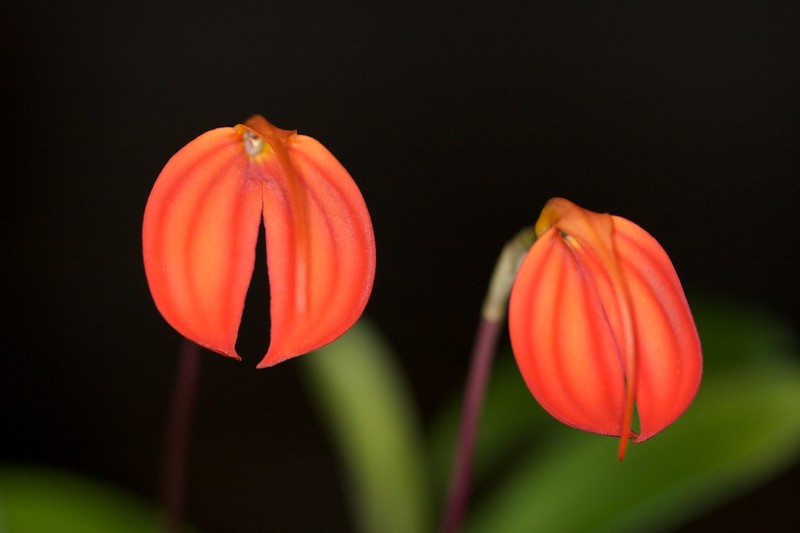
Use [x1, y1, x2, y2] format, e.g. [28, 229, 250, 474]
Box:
[2, 1, 798, 531]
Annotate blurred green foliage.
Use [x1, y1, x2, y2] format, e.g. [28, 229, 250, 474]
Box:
[301, 318, 432, 533]
[2, 298, 798, 532]
[0, 467, 171, 533]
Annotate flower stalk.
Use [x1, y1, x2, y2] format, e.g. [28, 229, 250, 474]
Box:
[441, 228, 534, 533]
[161, 339, 202, 533]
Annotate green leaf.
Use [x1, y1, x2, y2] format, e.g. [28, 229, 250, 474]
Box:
[466, 367, 800, 533]
[0, 466, 179, 533]
[301, 318, 432, 533]
[690, 296, 798, 372]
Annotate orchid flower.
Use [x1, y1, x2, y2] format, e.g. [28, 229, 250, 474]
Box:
[143, 115, 375, 368]
[508, 198, 702, 459]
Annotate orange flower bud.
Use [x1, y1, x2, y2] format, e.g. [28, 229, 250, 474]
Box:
[143, 115, 376, 367]
[508, 198, 701, 459]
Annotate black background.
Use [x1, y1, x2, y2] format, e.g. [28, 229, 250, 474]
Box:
[2, 1, 798, 531]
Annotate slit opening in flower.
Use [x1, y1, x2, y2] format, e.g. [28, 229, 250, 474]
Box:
[235, 219, 271, 363]
[631, 402, 641, 436]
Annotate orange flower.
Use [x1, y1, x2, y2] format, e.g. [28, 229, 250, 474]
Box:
[143, 115, 375, 368]
[508, 198, 701, 459]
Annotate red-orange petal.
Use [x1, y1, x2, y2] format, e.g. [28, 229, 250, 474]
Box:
[612, 216, 702, 442]
[143, 128, 262, 359]
[509, 228, 627, 436]
[245, 119, 376, 367]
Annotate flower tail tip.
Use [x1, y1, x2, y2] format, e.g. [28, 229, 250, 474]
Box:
[618, 436, 630, 461]
[617, 428, 640, 461]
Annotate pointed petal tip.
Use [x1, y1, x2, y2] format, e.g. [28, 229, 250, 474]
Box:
[255, 339, 304, 368]
[199, 342, 242, 362]
[255, 356, 279, 369]
[255, 349, 296, 369]
[222, 351, 243, 362]
[255, 330, 338, 367]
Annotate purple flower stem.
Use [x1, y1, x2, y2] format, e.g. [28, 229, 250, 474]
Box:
[161, 339, 202, 533]
[440, 227, 534, 533]
[440, 315, 503, 533]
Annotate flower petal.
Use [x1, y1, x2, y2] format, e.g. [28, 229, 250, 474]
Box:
[612, 216, 702, 442]
[241, 118, 376, 367]
[142, 128, 263, 359]
[509, 228, 627, 436]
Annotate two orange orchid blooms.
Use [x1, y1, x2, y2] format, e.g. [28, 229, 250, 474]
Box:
[142, 116, 701, 456]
